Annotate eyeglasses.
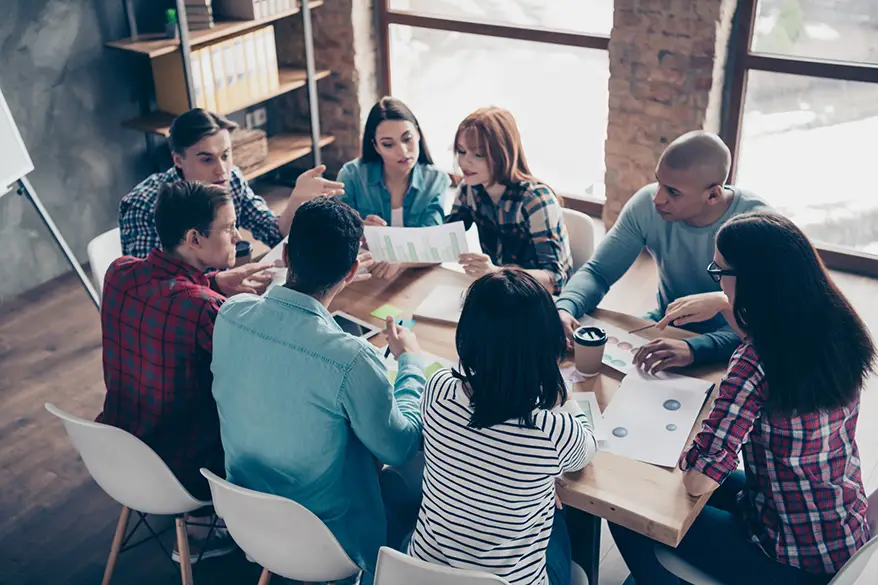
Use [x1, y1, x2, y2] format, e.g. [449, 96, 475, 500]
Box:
[707, 261, 735, 283]
[202, 224, 239, 237]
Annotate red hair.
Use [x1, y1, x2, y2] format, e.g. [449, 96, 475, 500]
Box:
[454, 107, 538, 186]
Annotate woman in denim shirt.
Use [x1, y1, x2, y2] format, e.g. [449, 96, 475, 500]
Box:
[337, 97, 450, 278]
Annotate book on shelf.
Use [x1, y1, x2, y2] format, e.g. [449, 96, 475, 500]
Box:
[151, 25, 281, 116]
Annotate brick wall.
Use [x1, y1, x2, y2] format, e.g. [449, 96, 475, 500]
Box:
[602, 0, 737, 226]
[273, 1, 379, 174]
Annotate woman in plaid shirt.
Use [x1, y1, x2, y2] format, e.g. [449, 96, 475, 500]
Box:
[446, 107, 572, 295]
[610, 211, 874, 584]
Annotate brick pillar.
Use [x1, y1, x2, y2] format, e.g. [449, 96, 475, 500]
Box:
[274, 1, 379, 174]
[602, 0, 736, 226]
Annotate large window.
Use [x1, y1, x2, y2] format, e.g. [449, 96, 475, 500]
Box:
[378, 1, 611, 202]
[727, 0, 878, 269]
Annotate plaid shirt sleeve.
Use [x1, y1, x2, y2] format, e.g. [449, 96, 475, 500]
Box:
[680, 344, 765, 483]
[231, 167, 283, 248]
[119, 188, 161, 259]
[445, 184, 475, 228]
[520, 184, 573, 294]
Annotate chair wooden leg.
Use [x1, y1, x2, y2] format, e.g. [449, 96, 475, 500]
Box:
[175, 517, 194, 585]
[101, 506, 131, 585]
[256, 567, 272, 585]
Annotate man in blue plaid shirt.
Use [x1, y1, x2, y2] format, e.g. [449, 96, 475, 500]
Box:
[120, 108, 343, 259]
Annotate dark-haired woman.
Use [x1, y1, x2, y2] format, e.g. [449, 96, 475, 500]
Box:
[610, 210, 874, 585]
[408, 268, 598, 585]
[337, 96, 450, 279]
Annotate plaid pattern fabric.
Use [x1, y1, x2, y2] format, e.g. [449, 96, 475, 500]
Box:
[681, 344, 871, 574]
[446, 181, 572, 294]
[96, 250, 227, 498]
[119, 166, 283, 258]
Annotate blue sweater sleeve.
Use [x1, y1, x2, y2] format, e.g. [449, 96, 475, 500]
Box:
[687, 326, 741, 366]
[556, 188, 650, 317]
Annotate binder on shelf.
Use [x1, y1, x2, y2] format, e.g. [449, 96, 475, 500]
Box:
[200, 48, 217, 112]
[233, 37, 248, 107]
[244, 33, 261, 102]
[255, 27, 271, 98]
[211, 41, 228, 112]
[222, 40, 241, 111]
[189, 51, 205, 109]
[265, 26, 280, 92]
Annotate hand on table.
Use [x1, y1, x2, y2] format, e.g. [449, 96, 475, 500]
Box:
[214, 263, 275, 296]
[559, 309, 580, 355]
[633, 338, 694, 374]
[371, 261, 404, 280]
[291, 164, 344, 199]
[683, 470, 720, 497]
[364, 215, 387, 227]
[458, 253, 499, 278]
[384, 315, 421, 359]
[656, 292, 730, 330]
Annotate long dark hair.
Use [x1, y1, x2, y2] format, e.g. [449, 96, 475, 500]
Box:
[453, 269, 567, 429]
[716, 211, 874, 414]
[361, 97, 433, 165]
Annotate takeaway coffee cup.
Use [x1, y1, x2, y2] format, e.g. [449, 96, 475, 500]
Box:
[573, 326, 607, 377]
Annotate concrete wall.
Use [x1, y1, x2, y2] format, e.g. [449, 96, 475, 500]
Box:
[0, 0, 155, 302]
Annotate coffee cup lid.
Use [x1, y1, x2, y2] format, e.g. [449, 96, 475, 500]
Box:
[574, 326, 607, 346]
[236, 240, 252, 258]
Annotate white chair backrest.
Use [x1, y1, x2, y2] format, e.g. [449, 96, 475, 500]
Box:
[45, 402, 206, 515]
[561, 207, 596, 272]
[374, 547, 510, 585]
[827, 485, 878, 585]
[87, 227, 122, 298]
[201, 469, 360, 582]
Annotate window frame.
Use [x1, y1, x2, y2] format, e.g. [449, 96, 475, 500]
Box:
[723, 0, 878, 276]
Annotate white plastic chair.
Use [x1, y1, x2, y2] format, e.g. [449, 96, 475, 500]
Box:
[562, 208, 596, 272]
[201, 468, 360, 585]
[654, 486, 878, 585]
[87, 227, 122, 299]
[374, 546, 590, 585]
[45, 402, 210, 585]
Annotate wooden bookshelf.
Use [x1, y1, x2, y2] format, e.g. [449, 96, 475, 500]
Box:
[242, 134, 336, 182]
[105, 1, 325, 58]
[122, 67, 331, 136]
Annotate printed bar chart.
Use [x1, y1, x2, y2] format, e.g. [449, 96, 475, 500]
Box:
[364, 222, 479, 264]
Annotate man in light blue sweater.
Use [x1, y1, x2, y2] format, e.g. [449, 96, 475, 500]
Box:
[557, 131, 769, 371]
[211, 197, 425, 583]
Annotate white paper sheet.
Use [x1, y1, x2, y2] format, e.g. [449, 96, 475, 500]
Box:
[599, 368, 714, 467]
[378, 346, 456, 383]
[570, 391, 608, 441]
[413, 285, 466, 324]
[364, 221, 480, 264]
[577, 315, 652, 374]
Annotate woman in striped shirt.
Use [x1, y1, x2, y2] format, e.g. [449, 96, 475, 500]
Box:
[408, 268, 598, 585]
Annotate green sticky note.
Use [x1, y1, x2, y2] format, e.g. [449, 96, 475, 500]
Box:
[371, 304, 404, 320]
[388, 370, 398, 384]
[425, 362, 444, 379]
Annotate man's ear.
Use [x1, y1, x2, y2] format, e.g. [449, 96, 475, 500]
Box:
[705, 184, 723, 204]
[183, 228, 202, 249]
[342, 259, 361, 284]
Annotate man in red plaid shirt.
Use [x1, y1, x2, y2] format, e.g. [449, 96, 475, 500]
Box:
[98, 180, 271, 561]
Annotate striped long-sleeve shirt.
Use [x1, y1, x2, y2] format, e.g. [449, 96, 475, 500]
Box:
[409, 369, 598, 585]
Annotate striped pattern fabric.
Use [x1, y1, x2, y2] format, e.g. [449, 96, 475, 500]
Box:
[682, 343, 871, 574]
[446, 181, 573, 294]
[409, 369, 597, 585]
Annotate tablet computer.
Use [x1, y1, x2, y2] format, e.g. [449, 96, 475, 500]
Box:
[332, 310, 381, 340]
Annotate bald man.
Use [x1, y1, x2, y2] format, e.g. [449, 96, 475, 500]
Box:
[557, 131, 770, 371]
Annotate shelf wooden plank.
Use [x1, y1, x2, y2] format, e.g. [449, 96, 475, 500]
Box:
[121, 67, 331, 136]
[105, 1, 325, 58]
[242, 134, 336, 182]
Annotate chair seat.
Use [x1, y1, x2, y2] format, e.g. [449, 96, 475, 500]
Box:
[654, 545, 727, 585]
[571, 561, 589, 585]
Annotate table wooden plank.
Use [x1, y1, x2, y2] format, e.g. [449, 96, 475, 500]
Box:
[328, 264, 728, 548]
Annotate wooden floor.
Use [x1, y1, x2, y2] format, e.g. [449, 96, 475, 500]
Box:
[1, 252, 877, 585]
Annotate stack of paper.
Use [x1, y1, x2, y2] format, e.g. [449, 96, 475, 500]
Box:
[364, 222, 480, 264]
[599, 368, 714, 467]
[413, 285, 465, 325]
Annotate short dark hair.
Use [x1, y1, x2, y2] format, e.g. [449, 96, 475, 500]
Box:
[168, 109, 238, 154]
[716, 211, 875, 414]
[154, 181, 232, 252]
[453, 269, 568, 429]
[361, 96, 433, 165]
[286, 197, 363, 297]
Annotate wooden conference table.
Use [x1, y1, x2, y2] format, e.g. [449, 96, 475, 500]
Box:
[277, 257, 727, 583]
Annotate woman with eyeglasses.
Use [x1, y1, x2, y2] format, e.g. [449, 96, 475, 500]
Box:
[609, 210, 874, 585]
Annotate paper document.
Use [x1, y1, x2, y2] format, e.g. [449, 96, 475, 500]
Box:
[570, 391, 608, 441]
[578, 315, 652, 375]
[414, 285, 466, 324]
[378, 346, 456, 383]
[364, 221, 480, 264]
[599, 368, 714, 467]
